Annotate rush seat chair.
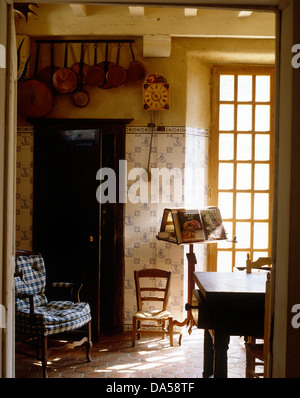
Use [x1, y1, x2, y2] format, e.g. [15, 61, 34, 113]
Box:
[15, 250, 92, 378]
[132, 268, 174, 347]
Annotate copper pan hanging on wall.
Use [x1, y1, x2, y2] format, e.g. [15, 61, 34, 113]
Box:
[98, 43, 115, 89]
[85, 43, 105, 87]
[37, 43, 60, 95]
[17, 43, 54, 118]
[72, 43, 90, 108]
[71, 43, 89, 84]
[106, 43, 127, 88]
[127, 43, 146, 83]
[52, 43, 78, 94]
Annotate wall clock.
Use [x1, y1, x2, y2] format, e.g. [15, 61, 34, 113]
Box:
[143, 74, 169, 110]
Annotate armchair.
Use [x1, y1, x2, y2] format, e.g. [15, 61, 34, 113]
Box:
[15, 250, 92, 378]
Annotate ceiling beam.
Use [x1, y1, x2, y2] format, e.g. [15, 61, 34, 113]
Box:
[69, 4, 88, 17]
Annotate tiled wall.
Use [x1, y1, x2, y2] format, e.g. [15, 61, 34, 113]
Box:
[123, 126, 209, 329]
[16, 125, 34, 251]
[16, 124, 209, 329]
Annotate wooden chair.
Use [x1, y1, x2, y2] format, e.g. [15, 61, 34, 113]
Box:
[246, 252, 272, 273]
[132, 268, 174, 347]
[245, 272, 271, 378]
[15, 249, 92, 378]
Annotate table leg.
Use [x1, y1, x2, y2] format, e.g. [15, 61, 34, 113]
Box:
[203, 329, 214, 378]
[213, 331, 230, 378]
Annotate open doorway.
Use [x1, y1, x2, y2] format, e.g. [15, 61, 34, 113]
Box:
[32, 119, 128, 340]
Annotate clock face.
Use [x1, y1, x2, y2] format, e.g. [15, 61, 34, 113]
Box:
[143, 74, 169, 110]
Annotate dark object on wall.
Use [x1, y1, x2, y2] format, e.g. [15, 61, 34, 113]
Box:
[14, 3, 39, 22]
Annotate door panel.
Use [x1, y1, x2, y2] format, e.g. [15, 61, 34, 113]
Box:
[33, 120, 127, 340]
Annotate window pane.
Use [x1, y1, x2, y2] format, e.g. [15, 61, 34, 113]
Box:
[236, 193, 251, 219]
[255, 134, 270, 161]
[218, 192, 233, 219]
[236, 222, 251, 249]
[219, 105, 234, 131]
[254, 193, 269, 219]
[253, 251, 269, 261]
[235, 251, 248, 269]
[238, 75, 252, 102]
[219, 134, 234, 160]
[255, 105, 270, 131]
[254, 164, 269, 190]
[255, 75, 270, 102]
[219, 163, 233, 189]
[236, 163, 252, 190]
[220, 75, 234, 101]
[253, 222, 268, 249]
[237, 134, 252, 160]
[237, 105, 252, 131]
[217, 251, 232, 272]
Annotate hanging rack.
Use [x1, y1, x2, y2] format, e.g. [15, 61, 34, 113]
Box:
[35, 39, 135, 44]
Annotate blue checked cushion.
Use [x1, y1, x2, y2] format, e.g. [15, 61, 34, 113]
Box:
[15, 254, 91, 336]
[15, 255, 47, 311]
[15, 300, 91, 336]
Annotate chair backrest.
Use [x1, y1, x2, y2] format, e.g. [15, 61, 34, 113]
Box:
[15, 253, 48, 311]
[134, 269, 171, 312]
[246, 253, 272, 274]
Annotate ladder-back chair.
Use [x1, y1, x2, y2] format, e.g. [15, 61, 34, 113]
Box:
[246, 272, 271, 378]
[132, 268, 174, 347]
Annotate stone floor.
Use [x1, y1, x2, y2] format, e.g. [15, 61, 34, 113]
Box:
[15, 328, 247, 378]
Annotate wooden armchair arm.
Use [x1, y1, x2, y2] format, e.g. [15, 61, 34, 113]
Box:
[15, 292, 35, 323]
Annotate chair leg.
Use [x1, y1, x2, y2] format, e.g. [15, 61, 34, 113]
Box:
[168, 317, 173, 347]
[132, 316, 137, 347]
[41, 335, 48, 378]
[86, 321, 92, 362]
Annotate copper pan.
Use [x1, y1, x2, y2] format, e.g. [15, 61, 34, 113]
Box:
[127, 43, 146, 83]
[106, 43, 127, 88]
[18, 43, 54, 118]
[85, 43, 105, 87]
[52, 43, 78, 94]
[98, 43, 115, 89]
[72, 43, 89, 108]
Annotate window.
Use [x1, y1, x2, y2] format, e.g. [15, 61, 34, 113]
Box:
[210, 66, 274, 272]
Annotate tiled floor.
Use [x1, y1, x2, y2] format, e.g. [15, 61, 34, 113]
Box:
[15, 328, 247, 378]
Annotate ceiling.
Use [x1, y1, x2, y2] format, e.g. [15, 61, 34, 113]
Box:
[15, 3, 276, 39]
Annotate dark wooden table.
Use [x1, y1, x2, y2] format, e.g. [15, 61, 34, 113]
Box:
[191, 271, 267, 378]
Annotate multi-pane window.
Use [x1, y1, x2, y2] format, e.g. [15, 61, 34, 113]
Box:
[210, 66, 274, 272]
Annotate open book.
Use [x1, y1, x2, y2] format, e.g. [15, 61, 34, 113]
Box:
[157, 207, 227, 244]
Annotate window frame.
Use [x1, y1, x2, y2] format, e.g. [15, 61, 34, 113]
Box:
[209, 65, 275, 272]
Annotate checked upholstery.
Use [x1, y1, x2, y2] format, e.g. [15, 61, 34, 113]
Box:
[15, 251, 92, 377]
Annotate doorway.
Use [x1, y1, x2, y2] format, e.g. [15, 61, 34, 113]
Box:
[32, 119, 130, 340]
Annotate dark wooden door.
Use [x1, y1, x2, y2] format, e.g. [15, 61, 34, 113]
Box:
[33, 119, 128, 340]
